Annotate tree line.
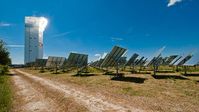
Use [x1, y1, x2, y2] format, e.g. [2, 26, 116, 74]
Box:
[0, 39, 11, 75]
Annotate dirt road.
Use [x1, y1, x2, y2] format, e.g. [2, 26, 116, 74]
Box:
[11, 73, 59, 112]
[11, 69, 143, 112]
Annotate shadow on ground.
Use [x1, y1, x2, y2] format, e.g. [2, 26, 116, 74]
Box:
[152, 75, 188, 80]
[183, 73, 199, 77]
[111, 76, 146, 83]
[103, 72, 125, 76]
[130, 71, 151, 74]
[72, 73, 97, 77]
[7, 73, 16, 76]
[52, 72, 61, 74]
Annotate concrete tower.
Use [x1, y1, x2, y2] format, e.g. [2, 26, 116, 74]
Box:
[24, 16, 48, 64]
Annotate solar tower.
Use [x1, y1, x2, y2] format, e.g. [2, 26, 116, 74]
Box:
[24, 17, 48, 64]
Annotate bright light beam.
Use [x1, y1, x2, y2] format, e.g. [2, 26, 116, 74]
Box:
[39, 17, 48, 32]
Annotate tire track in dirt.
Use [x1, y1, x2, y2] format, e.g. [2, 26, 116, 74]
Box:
[15, 69, 144, 112]
[11, 70, 59, 112]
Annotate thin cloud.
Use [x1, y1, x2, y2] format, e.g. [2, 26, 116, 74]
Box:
[6, 45, 24, 48]
[101, 52, 107, 59]
[51, 32, 71, 38]
[70, 51, 78, 53]
[94, 53, 107, 60]
[94, 54, 101, 57]
[0, 22, 12, 27]
[167, 0, 182, 7]
[111, 37, 123, 41]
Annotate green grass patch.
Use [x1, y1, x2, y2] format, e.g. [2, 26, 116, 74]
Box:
[86, 66, 104, 73]
[0, 75, 12, 112]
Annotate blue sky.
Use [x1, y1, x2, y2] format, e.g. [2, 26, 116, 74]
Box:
[0, 0, 199, 64]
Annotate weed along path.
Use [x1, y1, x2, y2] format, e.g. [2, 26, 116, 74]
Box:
[12, 69, 143, 112]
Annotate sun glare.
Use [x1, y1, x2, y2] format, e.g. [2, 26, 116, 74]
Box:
[39, 17, 48, 32]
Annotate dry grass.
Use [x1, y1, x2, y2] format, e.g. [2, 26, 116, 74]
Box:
[22, 67, 199, 112]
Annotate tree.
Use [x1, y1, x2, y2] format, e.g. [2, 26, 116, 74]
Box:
[0, 40, 11, 65]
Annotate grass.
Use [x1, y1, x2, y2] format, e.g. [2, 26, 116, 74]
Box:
[22, 67, 199, 111]
[0, 75, 12, 112]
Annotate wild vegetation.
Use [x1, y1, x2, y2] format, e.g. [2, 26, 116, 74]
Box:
[0, 40, 11, 67]
[0, 39, 12, 112]
[0, 75, 12, 112]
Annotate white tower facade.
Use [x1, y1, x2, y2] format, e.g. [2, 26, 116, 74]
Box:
[24, 16, 48, 64]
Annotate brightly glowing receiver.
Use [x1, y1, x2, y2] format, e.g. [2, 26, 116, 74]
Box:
[39, 17, 48, 32]
[24, 16, 48, 64]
